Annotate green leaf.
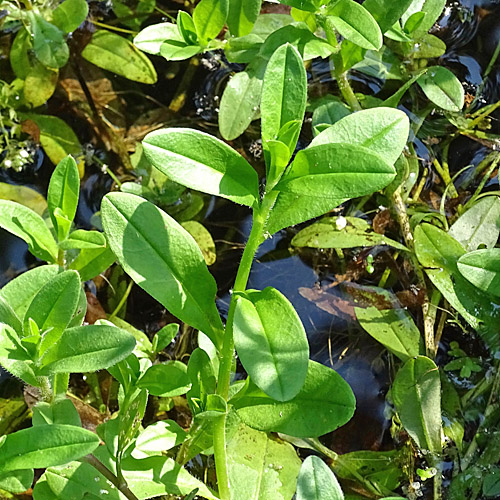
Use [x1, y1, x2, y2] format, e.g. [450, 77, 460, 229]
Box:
[458, 249, 500, 298]
[449, 196, 500, 251]
[227, 0, 262, 36]
[32, 399, 81, 427]
[401, 0, 446, 37]
[40, 324, 136, 374]
[143, 128, 259, 207]
[51, 0, 89, 33]
[181, 221, 216, 266]
[0, 469, 34, 494]
[392, 356, 441, 454]
[311, 98, 351, 135]
[105, 317, 153, 357]
[355, 306, 421, 361]
[361, 0, 415, 33]
[291, 216, 408, 251]
[101, 193, 223, 346]
[24, 63, 58, 107]
[59, 230, 106, 250]
[234, 287, 309, 401]
[277, 0, 319, 12]
[177, 10, 198, 44]
[0, 424, 99, 473]
[226, 414, 301, 500]
[153, 323, 179, 353]
[133, 420, 187, 457]
[47, 156, 80, 242]
[0, 183, 47, 216]
[233, 360, 355, 437]
[261, 43, 307, 145]
[276, 143, 396, 199]
[403, 12, 426, 34]
[296, 455, 344, 500]
[0, 265, 60, 319]
[137, 361, 191, 397]
[134, 22, 182, 55]
[21, 114, 81, 166]
[25, 270, 81, 352]
[27, 12, 69, 68]
[10, 28, 31, 79]
[310, 107, 410, 165]
[68, 246, 116, 282]
[0, 324, 38, 386]
[82, 30, 158, 84]
[160, 40, 203, 61]
[0, 200, 58, 262]
[326, 0, 382, 50]
[0, 296, 22, 332]
[417, 66, 464, 112]
[193, 0, 229, 43]
[219, 59, 266, 141]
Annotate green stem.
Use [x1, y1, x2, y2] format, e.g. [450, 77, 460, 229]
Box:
[213, 192, 277, 500]
[53, 373, 69, 400]
[38, 376, 53, 404]
[109, 279, 134, 320]
[332, 57, 361, 111]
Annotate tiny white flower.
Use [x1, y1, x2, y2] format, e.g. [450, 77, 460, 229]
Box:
[335, 216, 347, 230]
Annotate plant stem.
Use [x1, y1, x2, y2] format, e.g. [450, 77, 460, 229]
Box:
[109, 279, 134, 320]
[213, 192, 277, 500]
[82, 455, 139, 500]
[38, 376, 53, 404]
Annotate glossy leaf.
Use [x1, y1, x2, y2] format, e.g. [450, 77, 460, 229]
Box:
[277, 143, 395, 199]
[261, 43, 307, 144]
[296, 455, 344, 500]
[143, 128, 259, 206]
[51, 0, 89, 33]
[40, 324, 136, 374]
[233, 361, 355, 437]
[458, 249, 500, 298]
[0, 265, 60, 319]
[0, 200, 58, 262]
[25, 270, 81, 352]
[27, 12, 69, 68]
[355, 306, 421, 361]
[417, 66, 464, 112]
[310, 107, 410, 165]
[47, 156, 80, 242]
[82, 30, 158, 84]
[68, 246, 115, 282]
[449, 196, 500, 251]
[101, 193, 223, 345]
[392, 356, 442, 454]
[233, 287, 309, 401]
[326, 0, 382, 50]
[292, 216, 408, 251]
[193, 0, 229, 43]
[0, 424, 99, 473]
[134, 23, 182, 55]
[226, 415, 301, 500]
[0, 469, 34, 495]
[227, 0, 262, 37]
[137, 361, 191, 397]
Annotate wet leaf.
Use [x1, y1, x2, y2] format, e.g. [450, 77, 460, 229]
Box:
[392, 356, 441, 454]
[227, 0, 262, 37]
[292, 216, 408, 251]
[310, 107, 409, 165]
[0, 469, 34, 494]
[137, 361, 191, 397]
[51, 0, 89, 33]
[40, 324, 136, 374]
[449, 196, 500, 251]
[101, 193, 223, 346]
[417, 66, 464, 112]
[226, 414, 301, 500]
[458, 249, 500, 298]
[0, 182, 47, 215]
[296, 455, 344, 500]
[193, 0, 229, 43]
[233, 360, 355, 437]
[355, 306, 421, 361]
[24, 62, 58, 107]
[82, 30, 158, 84]
[234, 287, 309, 401]
[326, 0, 382, 50]
[261, 43, 306, 145]
[0, 424, 99, 473]
[181, 221, 216, 266]
[143, 128, 259, 207]
[0, 200, 58, 262]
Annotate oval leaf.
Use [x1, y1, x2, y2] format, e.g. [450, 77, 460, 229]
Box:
[51, 0, 89, 33]
[40, 324, 136, 374]
[417, 66, 464, 112]
[227, 0, 262, 37]
[0, 424, 99, 473]
[134, 22, 182, 55]
[101, 193, 223, 346]
[82, 30, 157, 84]
[458, 249, 500, 298]
[296, 455, 344, 500]
[137, 362, 191, 397]
[193, 0, 229, 43]
[233, 360, 355, 437]
[234, 287, 309, 401]
[143, 128, 259, 206]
